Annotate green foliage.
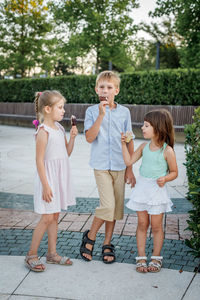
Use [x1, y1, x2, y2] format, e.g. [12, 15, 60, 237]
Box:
[53, 60, 75, 76]
[0, 69, 200, 105]
[184, 107, 200, 257]
[151, 0, 200, 68]
[0, 75, 97, 103]
[50, 0, 139, 73]
[136, 19, 181, 70]
[119, 69, 200, 105]
[0, 0, 54, 78]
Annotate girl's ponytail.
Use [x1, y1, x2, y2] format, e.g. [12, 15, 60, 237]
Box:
[33, 92, 42, 129]
[35, 92, 40, 120]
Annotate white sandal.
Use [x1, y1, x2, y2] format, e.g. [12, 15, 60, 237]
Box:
[135, 256, 147, 273]
[46, 253, 73, 266]
[148, 256, 163, 273]
[25, 254, 45, 272]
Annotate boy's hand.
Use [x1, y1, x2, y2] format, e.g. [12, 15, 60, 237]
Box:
[70, 126, 78, 139]
[99, 100, 108, 116]
[157, 176, 166, 187]
[42, 185, 53, 202]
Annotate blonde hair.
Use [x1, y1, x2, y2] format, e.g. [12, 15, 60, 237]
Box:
[96, 70, 120, 88]
[34, 90, 66, 123]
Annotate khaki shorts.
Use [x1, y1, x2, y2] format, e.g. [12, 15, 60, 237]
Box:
[94, 169, 126, 221]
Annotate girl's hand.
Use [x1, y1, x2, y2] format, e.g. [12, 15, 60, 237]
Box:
[42, 185, 53, 203]
[121, 132, 126, 144]
[70, 126, 78, 139]
[125, 167, 136, 188]
[157, 176, 166, 187]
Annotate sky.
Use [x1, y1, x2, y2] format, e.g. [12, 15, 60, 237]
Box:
[131, 0, 160, 39]
[133, 0, 157, 24]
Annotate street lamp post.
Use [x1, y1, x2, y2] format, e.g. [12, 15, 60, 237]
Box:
[108, 61, 112, 70]
[156, 41, 160, 70]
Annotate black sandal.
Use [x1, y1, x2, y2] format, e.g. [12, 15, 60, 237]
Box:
[80, 230, 95, 262]
[102, 244, 116, 264]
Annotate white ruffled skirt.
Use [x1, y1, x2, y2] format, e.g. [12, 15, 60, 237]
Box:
[126, 175, 173, 215]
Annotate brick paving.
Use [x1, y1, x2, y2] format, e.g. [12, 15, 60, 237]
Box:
[0, 228, 198, 272]
[0, 208, 191, 240]
[0, 191, 199, 272]
[0, 192, 193, 214]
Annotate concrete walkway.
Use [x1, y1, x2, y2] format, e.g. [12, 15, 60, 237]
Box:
[0, 125, 199, 300]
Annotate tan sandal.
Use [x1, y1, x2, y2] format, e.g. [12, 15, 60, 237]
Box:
[148, 256, 163, 273]
[25, 254, 45, 272]
[135, 256, 148, 273]
[46, 253, 73, 266]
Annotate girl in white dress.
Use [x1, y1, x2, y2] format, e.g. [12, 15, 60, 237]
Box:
[25, 90, 78, 272]
[121, 109, 178, 273]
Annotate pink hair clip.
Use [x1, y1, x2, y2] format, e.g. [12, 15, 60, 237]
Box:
[32, 119, 39, 128]
[39, 92, 42, 96]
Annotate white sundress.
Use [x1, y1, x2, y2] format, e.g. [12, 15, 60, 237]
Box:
[34, 122, 76, 214]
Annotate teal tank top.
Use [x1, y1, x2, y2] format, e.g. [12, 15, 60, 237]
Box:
[139, 142, 168, 179]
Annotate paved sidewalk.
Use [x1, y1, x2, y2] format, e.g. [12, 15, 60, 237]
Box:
[0, 125, 199, 300]
[1, 255, 199, 300]
[0, 201, 197, 272]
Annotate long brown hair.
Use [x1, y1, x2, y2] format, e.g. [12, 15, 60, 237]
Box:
[144, 109, 175, 148]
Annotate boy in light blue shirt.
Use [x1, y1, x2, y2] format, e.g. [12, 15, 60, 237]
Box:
[80, 71, 135, 263]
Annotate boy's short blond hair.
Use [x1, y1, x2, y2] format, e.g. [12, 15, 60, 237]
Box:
[96, 71, 120, 88]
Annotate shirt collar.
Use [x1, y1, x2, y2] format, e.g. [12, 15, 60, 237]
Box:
[106, 101, 118, 110]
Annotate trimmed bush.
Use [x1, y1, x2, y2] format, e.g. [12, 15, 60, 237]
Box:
[0, 69, 199, 105]
[184, 106, 200, 258]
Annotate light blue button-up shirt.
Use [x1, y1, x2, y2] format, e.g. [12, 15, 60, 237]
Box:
[84, 103, 134, 171]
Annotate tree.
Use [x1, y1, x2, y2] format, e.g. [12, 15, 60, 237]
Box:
[132, 39, 156, 71]
[50, 0, 139, 73]
[53, 60, 75, 76]
[139, 19, 181, 69]
[150, 0, 200, 68]
[0, 0, 54, 78]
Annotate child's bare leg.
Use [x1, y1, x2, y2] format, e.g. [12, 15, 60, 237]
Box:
[102, 220, 116, 262]
[28, 214, 54, 270]
[47, 213, 59, 254]
[82, 216, 104, 261]
[47, 213, 72, 264]
[136, 211, 149, 272]
[148, 213, 164, 272]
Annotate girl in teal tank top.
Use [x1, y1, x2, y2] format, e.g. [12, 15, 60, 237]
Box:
[121, 109, 178, 274]
[139, 142, 168, 179]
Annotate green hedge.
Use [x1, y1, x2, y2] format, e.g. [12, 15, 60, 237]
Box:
[0, 69, 199, 105]
[184, 107, 200, 258]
